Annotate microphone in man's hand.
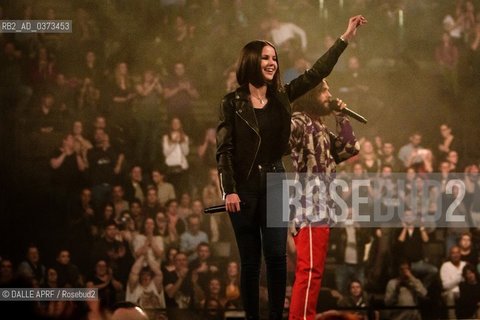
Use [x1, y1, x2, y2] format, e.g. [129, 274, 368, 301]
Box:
[328, 99, 368, 124]
[204, 202, 247, 214]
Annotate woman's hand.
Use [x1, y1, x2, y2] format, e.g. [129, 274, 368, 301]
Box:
[341, 15, 368, 42]
[225, 193, 241, 212]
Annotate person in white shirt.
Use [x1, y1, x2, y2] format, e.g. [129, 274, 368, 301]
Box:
[440, 245, 466, 319]
[269, 17, 308, 53]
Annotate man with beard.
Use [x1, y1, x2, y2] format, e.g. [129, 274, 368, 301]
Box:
[288, 79, 360, 319]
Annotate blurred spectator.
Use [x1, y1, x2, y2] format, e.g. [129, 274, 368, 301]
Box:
[458, 232, 478, 267]
[86, 259, 124, 311]
[177, 192, 193, 220]
[72, 120, 93, 166]
[53, 249, 82, 288]
[380, 142, 403, 172]
[163, 251, 193, 310]
[73, 7, 100, 52]
[124, 165, 146, 204]
[384, 260, 427, 320]
[111, 301, 149, 320]
[197, 127, 217, 171]
[456, 263, 480, 319]
[188, 242, 219, 292]
[446, 150, 460, 172]
[117, 210, 137, 246]
[0, 42, 32, 113]
[43, 266, 59, 288]
[180, 215, 209, 261]
[202, 167, 223, 209]
[162, 117, 190, 195]
[469, 21, 480, 82]
[437, 123, 459, 162]
[162, 246, 179, 277]
[107, 62, 136, 151]
[398, 132, 423, 168]
[52, 73, 75, 121]
[142, 186, 162, 219]
[224, 260, 241, 307]
[165, 199, 186, 240]
[31, 92, 59, 134]
[331, 217, 371, 294]
[17, 244, 46, 286]
[28, 46, 56, 91]
[435, 32, 459, 97]
[68, 188, 98, 273]
[404, 176, 438, 222]
[134, 69, 164, 166]
[151, 168, 176, 207]
[191, 199, 219, 243]
[77, 77, 101, 123]
[337, 279, 376, 320]
[87, 131, 125, 209]
[91, 221, 134, 286]
[196, 276, 227, 310]
[97, 202, 116, 232]
[202, 297, 224, 320]
[283, 56, 311, 84]
[156, 211, 178, 248]
[129, 199, 145, 231]
[163, 62, 199, 136]
[440, 245, 466, 319]
[269, 16, 307, 54]
[358, 139, 381, 173]
[0, 258, 14, 285]
[112, 185, 130, 220]
[132, 217, 164, 263]
[49, 133, 87, 228]
[78, 50, 104, 88]
[395, 209, 438, 289]
[126, 255, 166, 314]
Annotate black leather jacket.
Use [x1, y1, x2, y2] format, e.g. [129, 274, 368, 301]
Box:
[216, 38, 348, 196]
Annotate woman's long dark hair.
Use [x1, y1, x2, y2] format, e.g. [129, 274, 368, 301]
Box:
[236, 40, 282, 91]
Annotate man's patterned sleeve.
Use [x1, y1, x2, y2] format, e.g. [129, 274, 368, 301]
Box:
[329, 115, 360, 163]
[290, 113, 306, 150]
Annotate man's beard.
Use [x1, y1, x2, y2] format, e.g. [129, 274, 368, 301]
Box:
[315, 102, 333, 117]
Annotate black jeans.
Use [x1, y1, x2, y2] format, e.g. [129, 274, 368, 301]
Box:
[229, 164, 287, 320]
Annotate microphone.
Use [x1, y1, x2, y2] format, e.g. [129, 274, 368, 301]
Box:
[328, 99, 368, 124]
[204, 202, 246, 214]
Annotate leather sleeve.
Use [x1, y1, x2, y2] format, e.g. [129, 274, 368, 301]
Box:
[285, 38, 348, 102]
[216, 96, 237, 197]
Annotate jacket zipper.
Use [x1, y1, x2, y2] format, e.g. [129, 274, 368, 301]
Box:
[219, 172, 226, 199]
[236, 109, 261, 178]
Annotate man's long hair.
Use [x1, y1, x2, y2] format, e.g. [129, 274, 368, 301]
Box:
[292, 80, 330, 117]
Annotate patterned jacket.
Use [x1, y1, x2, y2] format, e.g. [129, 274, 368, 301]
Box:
[289, 111, 360, 233]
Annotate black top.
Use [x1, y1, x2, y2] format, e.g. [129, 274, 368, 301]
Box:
[395, 228, 424, 263]
[253, 101, 283, 165]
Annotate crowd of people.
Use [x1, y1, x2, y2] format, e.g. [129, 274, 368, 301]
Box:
[1, 1, 480, 319]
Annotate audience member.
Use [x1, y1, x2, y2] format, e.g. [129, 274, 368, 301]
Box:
[456, 263, 480, 319]
[151, 168, 176, 207]
[17, 244, 46, 286]
[440, 245, 467, 319]
[384, 261, 427, 320]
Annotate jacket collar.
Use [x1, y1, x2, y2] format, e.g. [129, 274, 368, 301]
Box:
[233, 85, 259, 135]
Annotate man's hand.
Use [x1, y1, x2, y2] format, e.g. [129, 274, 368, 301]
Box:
[341, 15, 367, 42]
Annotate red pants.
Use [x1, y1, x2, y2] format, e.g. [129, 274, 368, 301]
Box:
[289, 225, 330, 320]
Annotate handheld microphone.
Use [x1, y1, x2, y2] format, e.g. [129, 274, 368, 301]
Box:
[204, 202, 246, 214]
[328, 99, 368, 124]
